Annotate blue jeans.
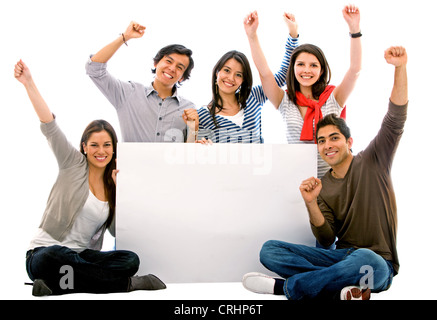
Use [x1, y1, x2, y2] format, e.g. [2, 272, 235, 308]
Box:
[260, 240, 394, 300]
[26, 245, 139, 295]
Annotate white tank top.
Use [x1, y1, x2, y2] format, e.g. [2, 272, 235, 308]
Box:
[28, 190, 109, 252]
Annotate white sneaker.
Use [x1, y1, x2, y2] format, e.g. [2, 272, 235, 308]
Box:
[242, 272, 276, 294]
[340, 286, 371, 300]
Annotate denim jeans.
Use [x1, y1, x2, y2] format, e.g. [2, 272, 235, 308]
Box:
[260, 240, 394, 300]
[26, 245, 140, 295]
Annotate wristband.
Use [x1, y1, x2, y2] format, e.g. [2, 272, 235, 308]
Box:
[120, 33, 128, 46]
[349, 31, 362, 38]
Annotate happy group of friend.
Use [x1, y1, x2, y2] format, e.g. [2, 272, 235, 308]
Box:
[15, 5, 409, 300]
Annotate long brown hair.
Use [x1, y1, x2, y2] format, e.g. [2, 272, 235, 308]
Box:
[208, 51, 253, 128]
[80, 120, 118, 228]
[286, 44, 331, 104]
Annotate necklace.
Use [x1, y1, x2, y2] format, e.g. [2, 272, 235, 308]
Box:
[332, 170, 340, 179]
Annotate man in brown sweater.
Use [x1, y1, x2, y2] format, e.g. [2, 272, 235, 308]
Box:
[242, 46, 408, 300]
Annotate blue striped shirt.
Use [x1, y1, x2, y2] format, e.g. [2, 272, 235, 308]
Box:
[198, 36, 299, 143]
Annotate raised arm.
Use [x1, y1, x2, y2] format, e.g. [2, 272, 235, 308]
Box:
[384, 46, 408, 105]
[91, 21, 146, 63]
[273, 12, 299, 88]
[14, 60, 54, 123]
[332, 5, 362, 108]
[299, 177, 325, 227]
[244, 11, 296, 109]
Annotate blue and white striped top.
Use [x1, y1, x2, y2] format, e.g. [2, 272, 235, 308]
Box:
[198, 36, 299, 143]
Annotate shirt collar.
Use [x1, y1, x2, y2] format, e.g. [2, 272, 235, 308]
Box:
[145, 83, 181, 102]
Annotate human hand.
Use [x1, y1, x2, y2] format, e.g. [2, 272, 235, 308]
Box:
[244, 11, 259, 38]
[123, 21, 146, 41]
[14, 59, 32, 86]
[299, 177, 322, 205]
[384, 46, 408, 67]
[112, 169, 119, 186]
[283, 12, 298, 38]
[342, 5, 360, 34]
[111, 158, 119, 185]
[196, 138, 213, 145]
[183, 108, 199, 130]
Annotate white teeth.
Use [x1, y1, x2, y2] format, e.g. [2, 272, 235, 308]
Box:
[163, 72, 173, 79]
[96, 157, 106, 161]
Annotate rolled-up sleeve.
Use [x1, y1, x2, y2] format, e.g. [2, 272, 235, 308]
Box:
[85, 56, 135, 110]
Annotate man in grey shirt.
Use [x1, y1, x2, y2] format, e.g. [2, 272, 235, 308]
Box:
[86, 21, 198, 143]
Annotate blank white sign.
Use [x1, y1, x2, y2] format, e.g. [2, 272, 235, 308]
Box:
[116, 143, 317, 283]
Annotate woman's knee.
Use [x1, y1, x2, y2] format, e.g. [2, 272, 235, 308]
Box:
[118, 250, 140, 274]
[34, 245, 74, 264]
[27, 246, 74, 279]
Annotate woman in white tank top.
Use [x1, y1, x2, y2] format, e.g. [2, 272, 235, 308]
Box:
[15, 60, 166, 296]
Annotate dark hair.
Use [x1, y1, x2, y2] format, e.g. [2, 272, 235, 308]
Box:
[316, 113, 351, 141]
[80, 120, 118, 228]
[286, 44, 331, 104]
[152, 44, 194, 83]
[208, 50, 253, 128]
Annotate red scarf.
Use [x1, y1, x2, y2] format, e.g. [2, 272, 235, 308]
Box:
[295, 85, 345, 142]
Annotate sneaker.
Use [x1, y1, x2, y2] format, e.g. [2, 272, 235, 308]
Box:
[340, 286, 371, 300]
[242, 272, 275, 294]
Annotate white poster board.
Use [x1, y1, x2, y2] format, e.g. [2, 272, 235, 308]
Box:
[116, 143, 317, 283]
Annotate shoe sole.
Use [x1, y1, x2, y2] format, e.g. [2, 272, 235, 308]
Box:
[242, 272, 275, 294]
[343, 287, 371, 300]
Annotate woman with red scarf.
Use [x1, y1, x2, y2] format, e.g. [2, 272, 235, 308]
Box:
[245, 5, 362, 178]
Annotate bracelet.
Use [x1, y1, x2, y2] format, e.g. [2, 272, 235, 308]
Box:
[120, 33, 128, 46]
[349, 31, 362, 38]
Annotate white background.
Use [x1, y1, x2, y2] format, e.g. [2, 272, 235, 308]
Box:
[0, 0, 435, 299]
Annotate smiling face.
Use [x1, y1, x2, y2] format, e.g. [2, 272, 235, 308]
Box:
[216, 58, 244, 95]
[82, 130, 114, 170]
[154, 53, 190, 88]
[294, 52, 323, 89]
[317, 125, 353, 169]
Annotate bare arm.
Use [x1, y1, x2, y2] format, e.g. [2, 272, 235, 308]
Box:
[14, 60, 54, 123]
[384, 46, 408, 105]
[91, 21, 146, 63]
[244, 11, 295, 109]
[333, 5, 362, 108]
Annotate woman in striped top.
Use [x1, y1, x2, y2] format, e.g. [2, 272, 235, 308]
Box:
[197, 11, 299, 143]
[246, 5, 362, 177]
